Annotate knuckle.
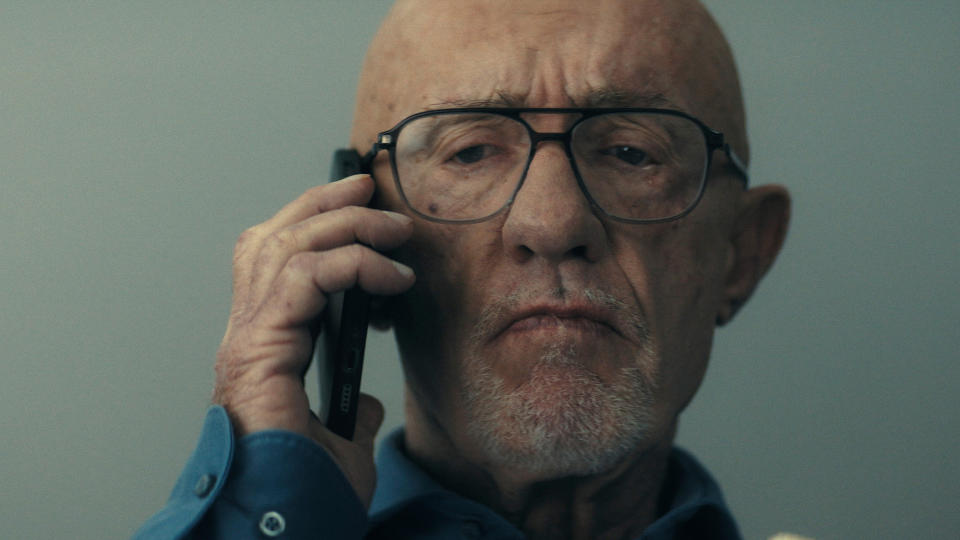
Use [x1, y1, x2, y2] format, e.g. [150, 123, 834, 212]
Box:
[343, 243, 372, 270]
[235, 226, 261, 250]
[278, 243, 375, 292]
[233, 226, 261, 263]
[286, 251, 316, 273]
[265, 227, 300, 253]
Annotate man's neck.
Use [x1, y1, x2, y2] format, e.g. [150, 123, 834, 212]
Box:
[403, 405, 676, 540]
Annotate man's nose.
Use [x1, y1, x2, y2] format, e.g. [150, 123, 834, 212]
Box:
[500, 142, 607, 264]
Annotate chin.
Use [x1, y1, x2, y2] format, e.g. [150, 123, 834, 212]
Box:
[462, 343, 657, 477]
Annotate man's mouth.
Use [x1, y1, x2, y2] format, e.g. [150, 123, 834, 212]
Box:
[498, 304, 622, 339]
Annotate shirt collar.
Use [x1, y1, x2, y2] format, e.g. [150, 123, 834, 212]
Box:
[642, 446, 741, 539]
[369, 428, 449, 520]
[371, 427, 740, 539]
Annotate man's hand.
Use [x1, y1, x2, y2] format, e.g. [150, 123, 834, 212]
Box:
[212, 174, 415, 508]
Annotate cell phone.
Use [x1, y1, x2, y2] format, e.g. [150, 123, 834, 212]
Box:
[317, 149, 370, 440]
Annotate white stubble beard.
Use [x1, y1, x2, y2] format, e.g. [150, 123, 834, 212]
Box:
[462, 289, 658, 477]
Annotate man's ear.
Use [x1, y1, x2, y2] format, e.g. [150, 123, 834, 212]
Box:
[716, 185, 791, 326]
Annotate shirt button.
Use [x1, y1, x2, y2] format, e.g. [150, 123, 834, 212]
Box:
[192, 474, 215, 498]
[461, 519, 483, 539]
[259, 511, 286, 537]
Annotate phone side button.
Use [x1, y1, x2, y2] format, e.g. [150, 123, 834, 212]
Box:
[342, 348, 361, 373]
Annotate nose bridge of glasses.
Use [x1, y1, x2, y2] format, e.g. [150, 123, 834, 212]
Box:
[526, 130, 574, 165]
[529, 131, 570, 144]
[520, 109, 593, 165]
[515, 130, 592, 213]
[514, 116, 594, 203]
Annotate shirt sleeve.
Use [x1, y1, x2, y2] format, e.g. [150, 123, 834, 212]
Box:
[131, 406, 368, 540]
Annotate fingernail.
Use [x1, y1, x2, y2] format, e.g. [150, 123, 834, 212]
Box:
[382, 210, 412, 225]
[392, 260, 414, 278]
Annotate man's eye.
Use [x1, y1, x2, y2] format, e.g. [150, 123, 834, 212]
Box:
[451, 145, 493, 164]
[600, 146, 649, 166]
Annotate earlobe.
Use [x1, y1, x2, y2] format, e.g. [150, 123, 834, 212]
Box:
[717, 184, 791, 326]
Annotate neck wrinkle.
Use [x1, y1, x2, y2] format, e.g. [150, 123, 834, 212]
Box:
[518, 429, 674, 540]
[404, 388, 678, 540]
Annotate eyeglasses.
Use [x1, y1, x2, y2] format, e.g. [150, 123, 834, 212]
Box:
[363, 108, 749, 224]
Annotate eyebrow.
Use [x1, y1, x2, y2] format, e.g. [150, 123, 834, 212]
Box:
[411, 113, 517, 151]
[432, 88, 681, 110]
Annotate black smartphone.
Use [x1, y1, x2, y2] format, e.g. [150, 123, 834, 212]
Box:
[317, 149, 370, 440]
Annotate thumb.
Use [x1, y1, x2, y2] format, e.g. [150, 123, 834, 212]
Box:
[353, 393, 385, 451]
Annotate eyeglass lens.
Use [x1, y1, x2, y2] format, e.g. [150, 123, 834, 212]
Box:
[392, 112, 709, 222]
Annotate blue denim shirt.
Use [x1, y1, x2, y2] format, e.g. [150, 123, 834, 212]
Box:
[133, 406, 740, 539]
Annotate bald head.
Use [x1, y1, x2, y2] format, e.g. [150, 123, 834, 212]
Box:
[350, 0, 747, 162]
[340, 1, 792, 512]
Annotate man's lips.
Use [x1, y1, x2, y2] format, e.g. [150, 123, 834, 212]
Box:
[497, 304, 622, 338]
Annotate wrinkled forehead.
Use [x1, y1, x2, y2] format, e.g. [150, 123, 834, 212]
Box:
[352, 0, 743, 152]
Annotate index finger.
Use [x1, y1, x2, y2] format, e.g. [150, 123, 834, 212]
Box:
[264, 174, 375, 232]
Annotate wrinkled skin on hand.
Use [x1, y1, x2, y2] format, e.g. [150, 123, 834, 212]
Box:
[212, 174, 415, 507]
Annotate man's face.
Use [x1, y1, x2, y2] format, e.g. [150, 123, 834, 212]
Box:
[355, 0, 747, 476]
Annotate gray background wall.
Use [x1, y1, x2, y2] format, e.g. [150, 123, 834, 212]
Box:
[1, 2, 957, 538]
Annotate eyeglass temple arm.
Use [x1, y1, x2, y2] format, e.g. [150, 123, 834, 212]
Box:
[360, 136, 393, 173]
[724, 144, 750, 187]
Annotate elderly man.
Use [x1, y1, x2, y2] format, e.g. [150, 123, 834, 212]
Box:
[136, 0, 789, 538]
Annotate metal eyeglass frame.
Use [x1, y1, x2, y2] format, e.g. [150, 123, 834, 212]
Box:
[361, 107, 749, 224]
